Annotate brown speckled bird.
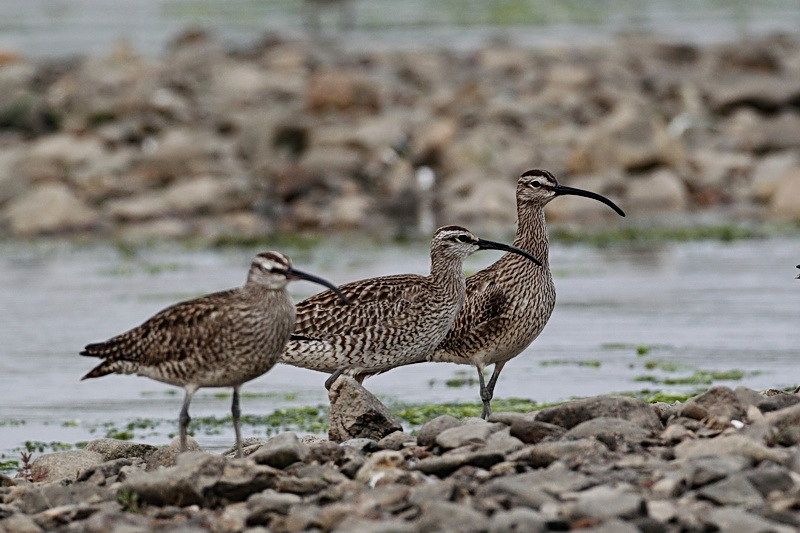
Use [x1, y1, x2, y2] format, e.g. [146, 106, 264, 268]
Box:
[279, 226, 542, 388]
[429, 169, 626, 418]
[80, 252, 347, 457]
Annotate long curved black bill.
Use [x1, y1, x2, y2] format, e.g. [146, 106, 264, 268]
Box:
[476, 239, 542, 267]
[287, 268, 350, 304]
[553, 184, 626, 217]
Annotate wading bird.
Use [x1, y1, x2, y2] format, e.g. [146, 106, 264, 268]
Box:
[81, 252, 347, 457]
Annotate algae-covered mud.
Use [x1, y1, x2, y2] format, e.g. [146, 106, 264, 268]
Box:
[1, 236, 798, 468]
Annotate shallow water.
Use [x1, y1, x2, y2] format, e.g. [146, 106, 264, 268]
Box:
[0, 236, 797, 459]
[2, 0, 800, 58]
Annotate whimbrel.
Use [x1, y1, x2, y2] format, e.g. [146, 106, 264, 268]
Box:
[81, 252, 347, 457]
[429, 169, 626, 418]
[279, 226, 542, 388]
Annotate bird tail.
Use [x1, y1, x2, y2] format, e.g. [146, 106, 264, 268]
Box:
[81, 359, 137, 380]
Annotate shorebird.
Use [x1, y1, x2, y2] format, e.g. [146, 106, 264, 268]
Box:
[279, 226, 542, 388]
[429, 169, 626, 419]
[80, 252, 347, 457]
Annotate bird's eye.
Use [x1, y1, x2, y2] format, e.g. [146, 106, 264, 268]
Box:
[456, 235, 471, 243]
[531, 180, 541, 188]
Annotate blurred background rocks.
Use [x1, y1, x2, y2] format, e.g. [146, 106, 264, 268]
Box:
[0, 5, 800, 241]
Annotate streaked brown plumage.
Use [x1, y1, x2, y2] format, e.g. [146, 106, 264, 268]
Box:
[429, 169, 626, 418]
[81, 251, 346, 457]
[279, 226, 542, 387]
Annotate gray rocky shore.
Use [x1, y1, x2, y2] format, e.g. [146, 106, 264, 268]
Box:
[2, 31, 800, 241]
[2, 381, 800, 532]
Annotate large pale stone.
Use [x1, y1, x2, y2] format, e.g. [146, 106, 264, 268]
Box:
[769, 171, 800, 219]
[3, 183, 98, 235]
[626, 169, 689, 213]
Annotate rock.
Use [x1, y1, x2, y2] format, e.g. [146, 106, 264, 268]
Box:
[763, 403, 800, 445]
[475, 476, 557, 511]
[563, 417, 653, 448]
[568, 101, 685, 173]
[3, 183, 98, 236]
[509, 439, 612, 469]
[705, 506, 797, 533]
[509, 419, 566, 444]
[29, 450, 105, 483]
[332, 517, 416, 533]
[487, 508, 547, 533]
[0, 513, 43, 533]
[568, 485, 647, 521]
[725, 110, 800, 152]
[17, 134, 106, 182]
[680, 386, 745, 423]
[769, 170, 800, 219]
[306, 439, 345, 465]
[354, 450, 407, 487]
[625, 169, 689, 214]
[495, 462, 595, 495]
[435, 423, 492, 450]
[83, 439, 158, 462]
[328, 377, 403, 443]
[440, 171, 517, 231]
[251, 432, 309, 469]
[306, 69, 381, 112]
[5, 482, 111, 515]
[684, 454, 750, 487]
[417, 415, 460, 448]
[535, 396, 663, 432]
[414, 501, 489, 533]
[698, 474, 765, 506]
[750, 151, 800, 203]
[376, 431, 416, 451]
[75, 457, 146, 485]
[340, 438, 378, 454]
[246, 488, 302, 521]
[745, 463, 795, 496]
[705, 75, 800, 114]
[120, 452, 280, 507]
[222, 437, 268, 458]
[412, 450, 504, 478]
[484, 428, 524, 456]
[573, 518, 641, 533]
[144, 436, 201, 471]
[674, 434, 790, 464]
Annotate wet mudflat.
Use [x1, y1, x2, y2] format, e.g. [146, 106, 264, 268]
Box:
[1, 235, 796, 460]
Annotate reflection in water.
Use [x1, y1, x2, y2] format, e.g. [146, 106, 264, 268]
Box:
[0, 237, 798, 455]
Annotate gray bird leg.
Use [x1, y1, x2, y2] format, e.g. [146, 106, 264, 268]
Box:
[325, 369, 344, 390]
[179, 386, 197, 453]
[231, 385, 242, 458]
[477, 367, 491, 419]
[478, 362, 507, 419]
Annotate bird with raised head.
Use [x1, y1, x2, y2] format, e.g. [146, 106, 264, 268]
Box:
[429, 169, 626, 418]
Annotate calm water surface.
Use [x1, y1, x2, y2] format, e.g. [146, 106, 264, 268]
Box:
[2, 0, 800, 58]
[0, 237, 797, 459]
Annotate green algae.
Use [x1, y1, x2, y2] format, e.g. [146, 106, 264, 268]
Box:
[550, 223, 794, 246]
[540, 359, 601, 368]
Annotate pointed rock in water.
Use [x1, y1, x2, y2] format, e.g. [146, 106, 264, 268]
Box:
[328, 376, 402, 442]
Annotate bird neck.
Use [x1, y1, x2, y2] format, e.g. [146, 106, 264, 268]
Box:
[514, 202, 550, 267]
[430, 250, 467, 297]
